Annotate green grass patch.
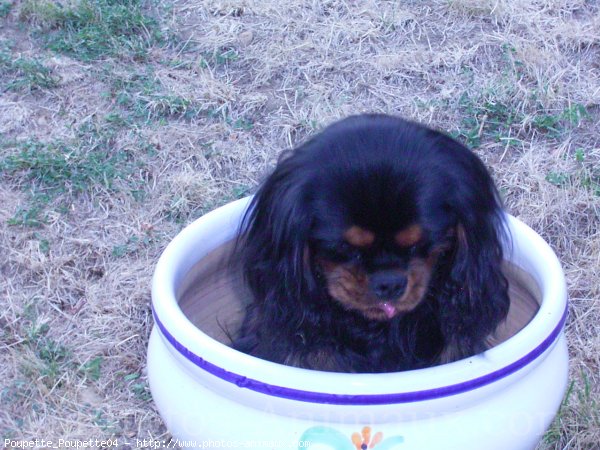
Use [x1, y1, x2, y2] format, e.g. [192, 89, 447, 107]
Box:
[532, 103, 590, 136]
[111, 234, 156, 257]
[107, 69, 202, 121]
[35, 233, 51, 254]
[105, 68, 254, 126]
[90, 408, 119, 432]
[7, 194, 50, 227]
[123, 372, 152, 401]
[199, 47, 239, 68]
[0, 1, 13, 18]
[0, 41, 59, 92]
[455, 92, 521, 148]
[0, 380, 33, 407]
[454, 43, 590, 148]
[544, 369, 600, 446]
[80, 356, 103, 382]
[456, 93, 590, 149]
[21, 321, 72, 389]
[545, 149, 600, 196]
[545, 171, 570, 188]
[1, 118, 153, 227]
[19, 0, 164, 61]
[1, 139, 130, 196]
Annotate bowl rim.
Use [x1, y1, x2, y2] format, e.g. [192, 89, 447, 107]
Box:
[151, 197, 568, 405]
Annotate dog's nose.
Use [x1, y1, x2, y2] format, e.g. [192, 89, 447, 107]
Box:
[369, 271, 408, 299]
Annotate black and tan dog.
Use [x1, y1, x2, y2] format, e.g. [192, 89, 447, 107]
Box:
[233, 114, 510, 373]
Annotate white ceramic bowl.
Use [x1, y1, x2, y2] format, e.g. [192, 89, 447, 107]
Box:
[148, 197, 568, 450]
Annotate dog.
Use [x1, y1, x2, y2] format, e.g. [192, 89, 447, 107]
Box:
[232, 114, 510, 373]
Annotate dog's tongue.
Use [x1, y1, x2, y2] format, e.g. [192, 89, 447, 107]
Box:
[379, 302, 397, 319]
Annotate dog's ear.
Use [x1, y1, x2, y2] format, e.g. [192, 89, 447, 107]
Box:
[237, 152, 317, 305]
[438, 213, 510, 361]
[435, 141, 511, 360]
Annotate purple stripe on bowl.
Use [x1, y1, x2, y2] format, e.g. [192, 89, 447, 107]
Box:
[152, 305, 568, 405]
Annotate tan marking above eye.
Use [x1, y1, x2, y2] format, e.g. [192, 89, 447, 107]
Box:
[343, 226, 375, 248]
[395, 224, 423, 248]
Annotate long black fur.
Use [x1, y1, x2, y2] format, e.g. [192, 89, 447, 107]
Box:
[233, 114, 510, 373]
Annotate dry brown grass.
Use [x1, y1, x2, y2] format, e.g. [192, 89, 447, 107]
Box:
[1, 0, 598, 448]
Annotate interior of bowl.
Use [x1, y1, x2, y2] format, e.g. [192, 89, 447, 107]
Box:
[177, 240, 541, 352]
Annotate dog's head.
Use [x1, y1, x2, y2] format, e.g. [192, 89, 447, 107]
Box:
[240, 114, 508, 326]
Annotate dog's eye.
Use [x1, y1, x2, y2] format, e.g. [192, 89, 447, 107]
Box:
[338, 243, 362, 261]
[337, 242, 351, 252]
[350, 251, 363, 262]
[405, 242, 430, 258]
[320, 242, 362, 262]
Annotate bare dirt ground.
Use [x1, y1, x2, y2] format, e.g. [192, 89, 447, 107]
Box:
[1, 0, 599, 448]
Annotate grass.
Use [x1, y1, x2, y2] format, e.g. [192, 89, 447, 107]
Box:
[105, 68, 256, 124]
[125, 372, 152, 402]
[545, 368, 600, 445]
[111, 235, 156, 257]
[80, 356, 103, 382]
[457, 96, 590, 149]
[200, 47, 240, 68]
[0, 1, 12, 18]
[454, 44, 592, 149]
[3, 306, 74, 419]
[545, 148, 600, 197]
[0, 41, 60, 92]
[19, 0, 165, 61]
[108, 70, 200, 120]
[1, 0, 598, 447]
[0, 118, 153, 227]
[2, 140, 127, 195]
